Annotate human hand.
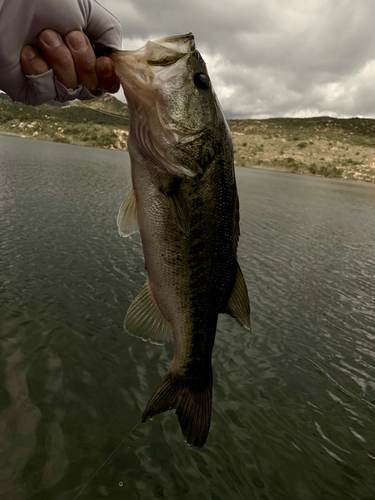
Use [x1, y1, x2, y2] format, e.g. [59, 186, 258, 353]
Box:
[0, 0, 122, 105]
[20, 29, 119, 96]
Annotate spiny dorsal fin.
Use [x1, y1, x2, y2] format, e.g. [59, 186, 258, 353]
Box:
[142, 369, 212, 448]
[224, 262, 251, 331]
[117, 188, 139, 237]
[125, 280, 173, 344]
[234, 190, 240, 249]
[164, 185, 190, 236]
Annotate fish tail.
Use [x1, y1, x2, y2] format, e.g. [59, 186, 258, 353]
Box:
[142, 369, 212, 448]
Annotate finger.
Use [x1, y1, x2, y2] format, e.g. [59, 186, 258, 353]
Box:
[96, 56, 119, 92]
[20, 45, 50, 76]
[65, 31, 98, 95]
[38, 29, 78, 90]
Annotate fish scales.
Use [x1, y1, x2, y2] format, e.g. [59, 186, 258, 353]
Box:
[112, 33, 250, 447]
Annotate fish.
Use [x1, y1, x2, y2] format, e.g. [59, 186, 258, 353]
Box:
[111, 33, 250, 447]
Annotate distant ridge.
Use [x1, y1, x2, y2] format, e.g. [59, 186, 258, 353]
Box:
[0, 93, 374, 182]
[71, 93, 129, 117]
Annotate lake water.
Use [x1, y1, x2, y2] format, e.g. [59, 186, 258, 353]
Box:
[1, 134, 375, 500]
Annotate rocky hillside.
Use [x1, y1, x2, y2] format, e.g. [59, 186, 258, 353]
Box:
[1, 93, 374, 182]
[229, 117, 375, 182]
[0, 93, 130, 150]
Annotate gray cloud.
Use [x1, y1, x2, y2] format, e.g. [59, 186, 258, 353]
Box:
[102, 0, 375, 118]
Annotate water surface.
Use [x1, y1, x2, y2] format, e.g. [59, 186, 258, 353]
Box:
[1, 134, 375, 500]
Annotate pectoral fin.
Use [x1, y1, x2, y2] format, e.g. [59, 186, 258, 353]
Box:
[164, 184, 190, 236]
[224, 263, 251, 331]
[117, 189, 139, 237]
[125, 280, 173, 344]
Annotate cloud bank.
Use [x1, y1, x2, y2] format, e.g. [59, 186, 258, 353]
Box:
[101, 0, 375, 119]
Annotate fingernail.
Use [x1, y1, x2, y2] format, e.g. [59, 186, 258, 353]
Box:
[22, 46, 38, 60]
[41, 30, 62, 48]
[68, 32, 88, 52]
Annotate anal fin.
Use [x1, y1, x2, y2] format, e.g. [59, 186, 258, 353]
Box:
[125, 280, 173, 344]
[117, 188, 138, 237]
[224, 262, 251, 331]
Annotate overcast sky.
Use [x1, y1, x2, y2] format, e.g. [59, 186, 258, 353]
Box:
[101, 0, 375, 119]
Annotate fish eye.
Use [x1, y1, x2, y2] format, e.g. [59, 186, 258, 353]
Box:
[194, 73, 210, 90]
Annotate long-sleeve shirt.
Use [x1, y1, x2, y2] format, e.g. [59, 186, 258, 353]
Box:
[0, 0, 122, 105]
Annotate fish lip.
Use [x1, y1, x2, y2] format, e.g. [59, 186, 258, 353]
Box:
[149, 32, 196, 53]
[110, 50, 154, 106]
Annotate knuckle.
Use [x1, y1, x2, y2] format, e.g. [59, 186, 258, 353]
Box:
[80, 58, 97, 74]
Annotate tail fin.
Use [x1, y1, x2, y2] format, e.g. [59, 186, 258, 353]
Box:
[142, 370, 212, 448]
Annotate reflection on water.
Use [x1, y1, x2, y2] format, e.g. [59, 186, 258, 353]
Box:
[1, 134, 375, 500]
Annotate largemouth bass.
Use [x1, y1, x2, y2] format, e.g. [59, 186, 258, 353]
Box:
[111, 33, 250, 447]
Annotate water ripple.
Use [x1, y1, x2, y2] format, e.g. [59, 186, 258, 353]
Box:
[1, 137, 375, 499]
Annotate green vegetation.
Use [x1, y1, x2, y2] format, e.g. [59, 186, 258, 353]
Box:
[0, 93, 129, 150]
[228, 116, 375, 182]
[1, 93, 374, 182]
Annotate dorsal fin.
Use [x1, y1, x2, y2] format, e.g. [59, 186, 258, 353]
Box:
[234, 190, 240, 249]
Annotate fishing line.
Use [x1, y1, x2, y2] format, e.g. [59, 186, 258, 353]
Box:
[75, 100, 130, 121]
[73, 418, 142, 500]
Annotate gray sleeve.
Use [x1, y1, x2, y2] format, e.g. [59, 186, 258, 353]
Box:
[0, 0, 122, 105]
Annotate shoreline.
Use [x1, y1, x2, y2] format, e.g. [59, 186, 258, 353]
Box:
[2, 131, 374, 185]
[236, 162, 375, 185]
[1, 96, 374, 183]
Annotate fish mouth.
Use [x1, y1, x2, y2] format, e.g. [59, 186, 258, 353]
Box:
[111, 33, 205, 177]
[111, 33, 195, 112]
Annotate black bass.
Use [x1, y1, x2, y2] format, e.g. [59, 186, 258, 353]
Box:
[111, 33, 250, 447]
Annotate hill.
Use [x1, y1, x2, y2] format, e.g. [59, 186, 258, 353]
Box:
[0, 94, 130, 150]
[1, 93, 374, 182]
[229, 117, 375, 182]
